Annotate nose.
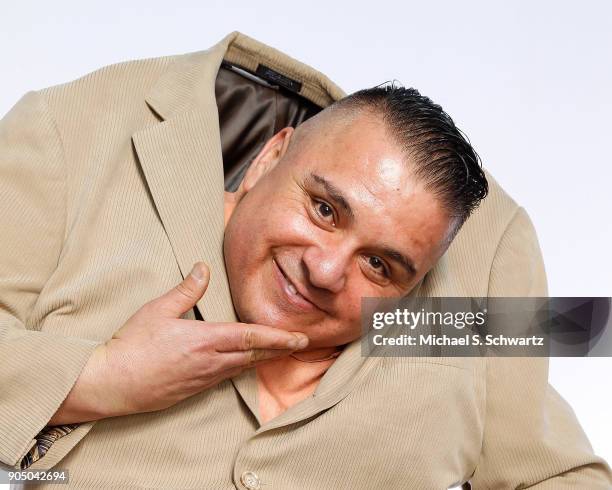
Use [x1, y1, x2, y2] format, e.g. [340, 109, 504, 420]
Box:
[302, 241, 351, 294]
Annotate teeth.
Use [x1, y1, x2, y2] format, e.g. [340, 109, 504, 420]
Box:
[287, 283, 298, 295]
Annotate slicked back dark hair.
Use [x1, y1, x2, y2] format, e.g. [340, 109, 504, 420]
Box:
[334, 83, 489, 242]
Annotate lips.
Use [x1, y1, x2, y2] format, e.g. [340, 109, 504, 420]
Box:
[272, 258, 319, 313]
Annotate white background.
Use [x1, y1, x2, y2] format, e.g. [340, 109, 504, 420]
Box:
[1, 0, 610, 484]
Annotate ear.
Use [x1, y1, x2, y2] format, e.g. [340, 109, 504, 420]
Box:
[241, 126, 294, 192]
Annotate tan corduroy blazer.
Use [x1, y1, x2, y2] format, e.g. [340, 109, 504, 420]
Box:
[1, 31, 611, 489]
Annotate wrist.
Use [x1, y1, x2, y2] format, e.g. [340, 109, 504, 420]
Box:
[49, 343, 119, 425]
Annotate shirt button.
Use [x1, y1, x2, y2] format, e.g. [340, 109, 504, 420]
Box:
[240, 471, 261, 490]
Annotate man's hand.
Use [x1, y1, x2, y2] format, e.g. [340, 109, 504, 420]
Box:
[48, 262, 308, 425]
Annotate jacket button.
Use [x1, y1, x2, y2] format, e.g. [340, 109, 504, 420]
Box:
[240, 471, 261, 490]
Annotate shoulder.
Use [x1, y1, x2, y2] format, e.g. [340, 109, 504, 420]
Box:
[27, 51, 203, 147]
[40, 53, 177, 101]
[441, 168, 538, 295]
[34, 51, 203, 124]
[461, 169, 520, 244]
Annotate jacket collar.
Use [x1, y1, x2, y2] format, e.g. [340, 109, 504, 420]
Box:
[145, 31, 344, 121]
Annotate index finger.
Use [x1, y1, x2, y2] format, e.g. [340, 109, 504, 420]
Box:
[207, 323, 309, 352]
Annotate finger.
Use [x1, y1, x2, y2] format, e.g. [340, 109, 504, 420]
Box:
[199, 366, 246, 390]
[149, 262, 210, 318]
[207, 323, 309, 352]
[217, 348, 296, 370]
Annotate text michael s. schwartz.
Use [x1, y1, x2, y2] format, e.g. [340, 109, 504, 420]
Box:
[371, 334, 545, 347]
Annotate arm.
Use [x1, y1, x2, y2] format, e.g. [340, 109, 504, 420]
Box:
[0, 91, 102, 468]
[1, 88, 308, 472]
[469, 207, 612, 488]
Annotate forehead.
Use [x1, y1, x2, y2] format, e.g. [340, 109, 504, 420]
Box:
[291, 113, 451, 261]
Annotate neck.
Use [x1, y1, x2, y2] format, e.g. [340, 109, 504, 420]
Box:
[256, 346, 343, 394]
[290, 345, 343, 362]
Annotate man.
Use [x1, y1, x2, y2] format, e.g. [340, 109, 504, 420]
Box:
[0, 31, 610, 488]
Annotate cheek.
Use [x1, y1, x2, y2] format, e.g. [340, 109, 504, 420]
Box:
[338, 279, 372, 325]
[345, 289, 363, 319]
[264, 202, 318, 249]
[225, 193, 314, 273]
[328, 298, 365, 345]
[339, 273, 403, 327]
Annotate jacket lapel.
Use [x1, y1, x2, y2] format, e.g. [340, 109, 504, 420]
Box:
[131, 32, 239, 323]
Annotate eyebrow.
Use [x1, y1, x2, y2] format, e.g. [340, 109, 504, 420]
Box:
[306, 172, 417, 277]
[381, 247, 417, 276]
[309, 173, 354, 220]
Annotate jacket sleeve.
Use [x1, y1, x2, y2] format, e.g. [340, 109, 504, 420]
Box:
[0, 91, 102, 468]
[469, 207, 612, 488]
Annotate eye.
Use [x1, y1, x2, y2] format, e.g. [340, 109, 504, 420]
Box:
[366, 255, 390, 278]
[313, 199, 336, 226]
[318, 202, 333, 218]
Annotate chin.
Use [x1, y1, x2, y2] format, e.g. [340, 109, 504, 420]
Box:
[234, 298, 314, 341]
[232, 273, 302, 328]
[252, 303, 309, 331]
[232, 289, 287, 327]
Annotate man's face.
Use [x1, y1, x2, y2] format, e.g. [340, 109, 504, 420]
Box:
[223, 112, 453, 348]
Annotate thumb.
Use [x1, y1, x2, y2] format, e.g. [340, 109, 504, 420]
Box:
[152, 262, 210, 318]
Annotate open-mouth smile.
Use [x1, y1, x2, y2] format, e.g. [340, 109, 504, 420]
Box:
[272, 258, 318, 313]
